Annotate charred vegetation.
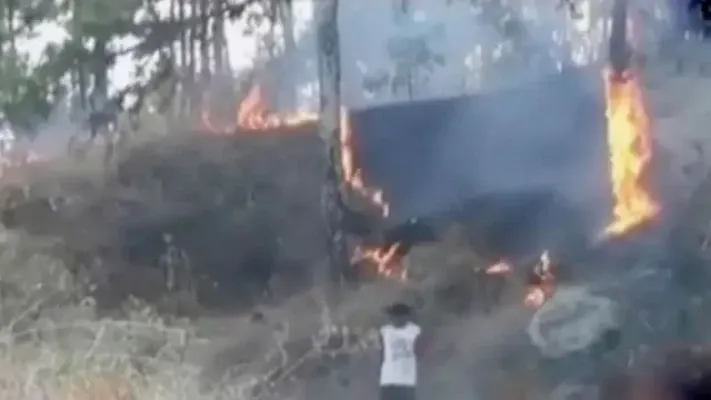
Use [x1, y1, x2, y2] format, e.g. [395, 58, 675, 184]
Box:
[0, 130, 326, 313]
[343, 189, 588, 276]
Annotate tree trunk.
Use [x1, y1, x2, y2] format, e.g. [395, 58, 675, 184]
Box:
[178, 0, 188, 115]
[88, 36, 109, 139]
[212, 0, 225, 74]
[316, 0, 349, 284]
[0, 2, 4, 59]
[169, 0, 176, 61]
[278, 0, 296, 109]
[188, 0, 198, 114]
[5, 0, 16, 55]
[199, 0, 210, 88]
[91, 38, 108, 104]
[72, 0, 87, 111]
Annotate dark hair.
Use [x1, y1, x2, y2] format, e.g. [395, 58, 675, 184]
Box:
[386, 302, 412, 318]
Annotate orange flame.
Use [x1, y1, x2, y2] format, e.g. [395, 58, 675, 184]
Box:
[200, 84, 318, 134]
[603, 68, 660, 236]
[237, 85, 318, 130]
[201, 84, 398, 279]
[524, 250, 556, 309]
[485, 260, 512, 275]
[485, 252, 555, 309]
[340, 109, 390, 218]
[351, 243, 407, 281]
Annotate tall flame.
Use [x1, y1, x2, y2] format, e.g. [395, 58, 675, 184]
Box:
[339, 109, 390, 217]
[602, 68, 660, 236]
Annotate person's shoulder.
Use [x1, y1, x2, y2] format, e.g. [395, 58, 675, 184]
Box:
[407, 322, 422, 335]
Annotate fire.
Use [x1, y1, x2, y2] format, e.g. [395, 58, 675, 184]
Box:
[350, 243, 407, 281]
[202, 84, 391, 216]
[339, 110, 390, 218]
[524, 251, 556, 309]
[202, 84, 399, 279]
[201, 85, 318, 134]
[484, 252, 556, 309]
[339, 110, 403, 280]
[237, 85, 318, 130]
[485, 260, 512, 275]
[602, 68, 660, 236]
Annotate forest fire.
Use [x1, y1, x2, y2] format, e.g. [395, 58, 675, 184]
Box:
[201, 85, 318, 133]
[515, 0, 659, 309]
[602, 0, 658, 238]
[485, 251, 556, 309]
[350, 242, 406, 281]
[202, 84, 400, 278]
[237, 85, 318, 130]
[523, 251, 556, 309]
[602, 67, 660, 237]
[204, 5, 661, 289]
[339, 110, 405, 280]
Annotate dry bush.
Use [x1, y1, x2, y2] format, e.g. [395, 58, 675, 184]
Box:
[0, 215, 386, 400]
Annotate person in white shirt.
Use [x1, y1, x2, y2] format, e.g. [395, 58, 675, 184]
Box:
[379, 302, 424, 400]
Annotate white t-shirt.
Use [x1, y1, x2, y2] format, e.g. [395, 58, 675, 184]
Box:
[379, 322, 421, 386]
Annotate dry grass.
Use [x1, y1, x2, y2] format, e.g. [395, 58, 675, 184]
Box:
[0, 228, 196, 399]
[0, 212, 507, 400]
[0, 129, 357, 399]
[0, 223, 388, 400]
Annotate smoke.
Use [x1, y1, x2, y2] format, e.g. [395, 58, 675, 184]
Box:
[28, 97, 83, 160]
[346, 1, 654, 249]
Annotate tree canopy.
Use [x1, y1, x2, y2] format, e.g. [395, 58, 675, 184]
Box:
[0, 0, 277, 133]
[0, 0, 597, 135]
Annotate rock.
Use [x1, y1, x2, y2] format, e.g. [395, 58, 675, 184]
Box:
[527, 286, 619, 358]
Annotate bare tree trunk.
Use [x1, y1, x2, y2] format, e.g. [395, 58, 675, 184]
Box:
[0, 3, 4, 59]
[72, 0, 87, 111]
[212, 0, 225, 74]
[278, 0, 296, 109]
[188, 0, 198, 114]
[199, 0, 210, 75]
[178, 0, 188, 115]
[5, 0, 15, 55]
[316, 0, 349, 284]
[169, 0, 176, 60]
[197, 0, 210, 108]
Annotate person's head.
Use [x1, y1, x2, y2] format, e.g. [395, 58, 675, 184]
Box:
[386, 302, 413, 327]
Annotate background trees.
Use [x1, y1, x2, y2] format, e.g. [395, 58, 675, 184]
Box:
[0, 0, 302, 133]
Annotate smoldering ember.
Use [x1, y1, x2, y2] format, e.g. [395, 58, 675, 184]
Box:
[0, 0, 710, 399]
